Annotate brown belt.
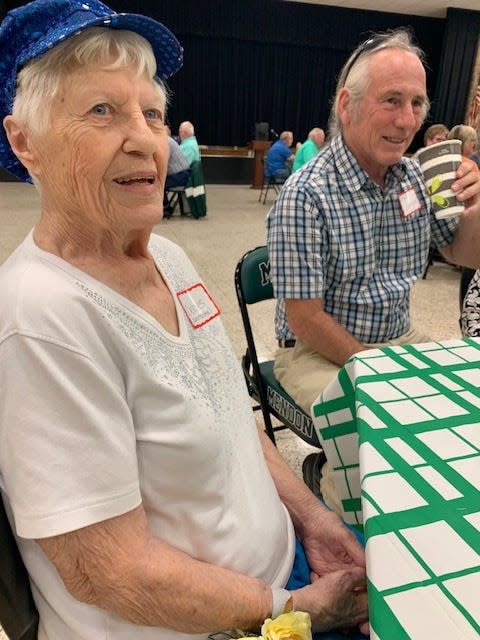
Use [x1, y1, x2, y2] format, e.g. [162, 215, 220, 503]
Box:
[278, 339, 296, 348]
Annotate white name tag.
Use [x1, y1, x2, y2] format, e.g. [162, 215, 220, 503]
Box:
[398, 187, 421, 218]
[177, 283, 220, 328]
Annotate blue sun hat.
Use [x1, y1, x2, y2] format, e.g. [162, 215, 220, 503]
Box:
[0, 0, 183, 183]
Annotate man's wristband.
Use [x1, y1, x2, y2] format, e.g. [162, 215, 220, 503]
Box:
[271, 587, 294, 619]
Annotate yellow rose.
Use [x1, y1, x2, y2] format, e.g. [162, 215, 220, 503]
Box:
[260, 611, 312, 640]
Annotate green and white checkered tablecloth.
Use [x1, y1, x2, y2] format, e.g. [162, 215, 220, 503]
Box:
[312, 338, 480, 640]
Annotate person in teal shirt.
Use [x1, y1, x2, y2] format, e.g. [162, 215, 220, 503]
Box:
[292, 127, 325, 172]
[179, 120, 201, 165]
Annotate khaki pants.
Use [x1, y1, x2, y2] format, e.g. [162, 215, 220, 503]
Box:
[274, 327, 431, 512]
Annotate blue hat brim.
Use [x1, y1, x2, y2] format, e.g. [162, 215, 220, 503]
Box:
[0, 8, 183, 183]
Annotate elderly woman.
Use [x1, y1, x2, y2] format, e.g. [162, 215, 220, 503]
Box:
[448, 124, 479, 173]
[0, 1, 369, 639]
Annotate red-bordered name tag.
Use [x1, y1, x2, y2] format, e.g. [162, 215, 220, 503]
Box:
[398, 187, 421, 218]
[177, 283, 221, 328]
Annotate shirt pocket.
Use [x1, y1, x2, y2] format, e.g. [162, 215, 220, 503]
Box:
[381, 209, 431, 276]
[328, 216, 377, 283]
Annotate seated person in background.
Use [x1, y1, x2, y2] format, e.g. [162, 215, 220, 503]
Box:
[266, 130, 295, 179]
[0, 1, 368, 638]
[163, 132, 190, 218]
[179, 119, 201, 165]
[412, 123, 448, 158]
[470, 151, 480, 168]
[267, 29, 480, 513]
[163, 125, 191, 216]
[165, 125, 191, 185]
[423, 123, 448, 146]
[167, 123, 181, 144]
[448, 124, 479, 173]
[292, 127, 325, 172]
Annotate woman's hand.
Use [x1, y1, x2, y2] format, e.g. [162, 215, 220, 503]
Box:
[301, 508, 366, 578]
[292, 567, 369, 634]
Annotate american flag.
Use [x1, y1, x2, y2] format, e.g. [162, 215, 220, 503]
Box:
[468, 81, 480, 128]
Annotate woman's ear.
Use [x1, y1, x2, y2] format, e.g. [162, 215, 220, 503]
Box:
[3, 115, 39, 175]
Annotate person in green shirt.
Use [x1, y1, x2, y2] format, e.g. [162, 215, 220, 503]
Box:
[292, 127, 325, 172]
[179, 120, 201, 165]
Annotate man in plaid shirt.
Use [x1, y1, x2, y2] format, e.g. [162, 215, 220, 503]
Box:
[267, 29, 480, 511]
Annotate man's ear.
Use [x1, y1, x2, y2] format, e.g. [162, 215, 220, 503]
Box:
[3, 115, 39, 175]
[337, 88, 352, 128]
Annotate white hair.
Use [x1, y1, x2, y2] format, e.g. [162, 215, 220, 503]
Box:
[328, 29, 430, 138]
[448, 124, 477, 150]
[308, 127, 323, 139]
[13, 27, 167, 136]
[179, 121, 195, 137]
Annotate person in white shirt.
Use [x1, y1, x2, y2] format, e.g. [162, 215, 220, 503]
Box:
[0, 1, 368, 639]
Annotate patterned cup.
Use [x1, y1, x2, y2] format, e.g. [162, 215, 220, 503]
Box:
[417, 139, 464, 219]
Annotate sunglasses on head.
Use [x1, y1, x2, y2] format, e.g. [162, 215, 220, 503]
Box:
[341, 34, 390, 86]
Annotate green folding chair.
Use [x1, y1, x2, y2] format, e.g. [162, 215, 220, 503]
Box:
[234, 245, 320, 447]
[185, 160, 207, 218]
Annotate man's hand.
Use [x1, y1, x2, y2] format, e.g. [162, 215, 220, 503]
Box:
[452, 162, 480, 215]
[292, 567, 368, 634]
[441, 163, 480, 268]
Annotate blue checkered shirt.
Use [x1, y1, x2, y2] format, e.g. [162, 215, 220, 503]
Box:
[266, 134, 458, 343]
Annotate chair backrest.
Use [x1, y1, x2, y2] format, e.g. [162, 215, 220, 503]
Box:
[234, 245, 272, 380]
[0, 495, 39, 640]
[235, 245, 318, 447]
[237, 245, 273, 305]
[185, 160, 207, 218]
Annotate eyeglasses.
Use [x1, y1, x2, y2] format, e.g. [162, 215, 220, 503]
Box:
[340, 34, 390, 87]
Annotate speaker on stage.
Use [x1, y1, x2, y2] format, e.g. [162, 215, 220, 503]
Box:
[254, 122, 269, 140]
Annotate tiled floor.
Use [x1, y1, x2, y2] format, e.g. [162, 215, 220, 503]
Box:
[0, 181, 463, 638]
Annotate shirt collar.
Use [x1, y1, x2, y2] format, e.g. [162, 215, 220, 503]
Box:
[332, 134, 408, 193]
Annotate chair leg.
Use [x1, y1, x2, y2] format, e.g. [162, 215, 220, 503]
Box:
[260, 178, 283, 205]
[261, 407, 277, 444]
[165, 190, 188, 217]
[178, 192, 186, 215]
[262, 181, 271, 205]
[258, 183, 265, 203]
[422, 249, 433, 279]
[164, 192, 175, 218]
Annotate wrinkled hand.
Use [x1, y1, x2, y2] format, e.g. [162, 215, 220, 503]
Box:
[292, 567, 368, 634]
[453, 162, 480, 214]
[301, 508, 365, 578]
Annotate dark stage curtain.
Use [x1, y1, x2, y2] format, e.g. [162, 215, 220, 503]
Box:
[1, 0, 451, 147]
[430, 8, 480, 128]
[86, 0, 445, 146]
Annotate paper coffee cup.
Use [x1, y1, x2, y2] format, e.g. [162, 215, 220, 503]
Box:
[416, 139, 464, 219]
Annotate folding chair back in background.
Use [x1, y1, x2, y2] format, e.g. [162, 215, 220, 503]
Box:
[258, 158, 286, 205]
